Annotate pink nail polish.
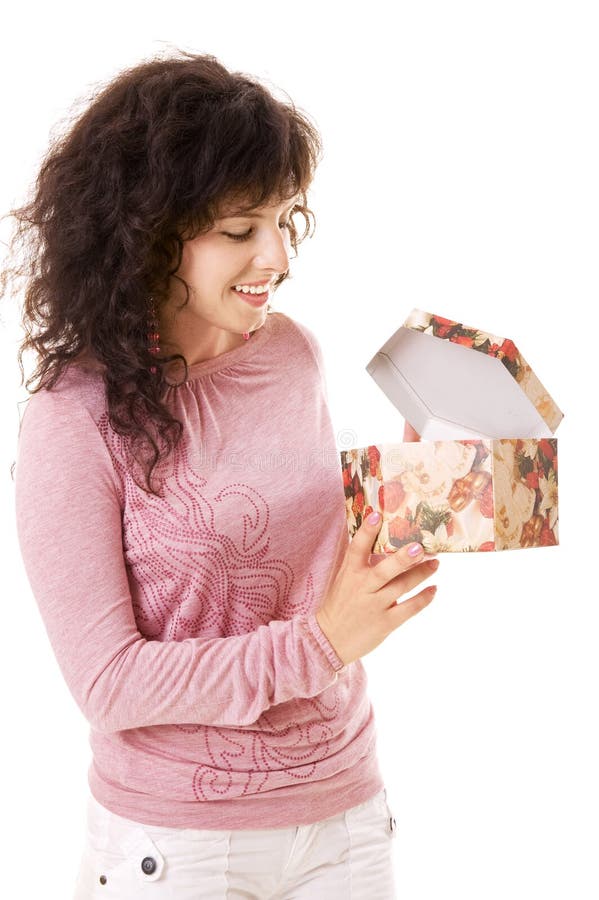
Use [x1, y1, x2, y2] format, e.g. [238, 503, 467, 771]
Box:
[407, 542, 423, 557]
[367, 511, 381, 525]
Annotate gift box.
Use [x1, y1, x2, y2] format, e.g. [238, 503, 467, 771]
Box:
[341, 310, 563, 552]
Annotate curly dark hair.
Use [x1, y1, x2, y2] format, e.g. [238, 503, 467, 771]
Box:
[1, 49, 322, 494]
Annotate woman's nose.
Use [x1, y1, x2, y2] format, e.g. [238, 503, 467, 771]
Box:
[252, 227, 291, 272]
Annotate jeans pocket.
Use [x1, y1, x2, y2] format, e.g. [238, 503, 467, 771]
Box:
[346, 789, 397, 841]
[76, 827, 167, 898]
[75, 795, 233, 900]
[371, 789, 397, 837]
[342, 790, 398, 898]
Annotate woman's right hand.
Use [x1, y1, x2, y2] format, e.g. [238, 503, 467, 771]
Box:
[316, 513, 438, 666]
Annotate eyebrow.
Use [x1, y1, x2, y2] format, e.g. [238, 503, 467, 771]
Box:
[218, 198, 299, 219]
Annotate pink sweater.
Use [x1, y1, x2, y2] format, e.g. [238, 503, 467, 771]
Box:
[14, 311, 383, 829]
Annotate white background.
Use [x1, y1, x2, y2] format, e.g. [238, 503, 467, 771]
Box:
[1, 2, 597, 898]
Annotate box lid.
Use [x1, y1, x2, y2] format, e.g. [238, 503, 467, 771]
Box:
[366, 310, 563, 440]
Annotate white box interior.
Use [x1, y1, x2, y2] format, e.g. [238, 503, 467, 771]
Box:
[366, 327, 552, 440]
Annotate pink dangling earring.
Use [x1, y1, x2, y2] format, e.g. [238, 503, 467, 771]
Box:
[147, 298, 161, 373]
[242, 331, 250, 341]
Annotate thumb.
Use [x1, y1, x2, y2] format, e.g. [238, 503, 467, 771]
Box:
[348, 510, 383, 567]
[403, 421, 421, 442]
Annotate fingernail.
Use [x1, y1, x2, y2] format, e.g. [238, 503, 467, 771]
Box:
[367, 511, 381, 525]
[407, 542, 423, 557]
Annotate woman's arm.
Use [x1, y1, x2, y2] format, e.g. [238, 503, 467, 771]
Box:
[14, 393, 342, 734]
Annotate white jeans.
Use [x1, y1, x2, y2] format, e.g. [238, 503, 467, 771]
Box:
[73, 789, 397, 898]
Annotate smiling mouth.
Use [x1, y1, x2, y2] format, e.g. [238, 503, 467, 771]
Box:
[232, 287, 270, 307]
[231, 279, 273, 292]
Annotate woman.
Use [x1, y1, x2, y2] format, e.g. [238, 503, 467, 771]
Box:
[8, 50, 438, 898]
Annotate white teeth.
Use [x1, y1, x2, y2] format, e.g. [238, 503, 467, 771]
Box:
[234, 283, 269, 294]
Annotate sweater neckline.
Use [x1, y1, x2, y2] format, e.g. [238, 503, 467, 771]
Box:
[163, 311, 278, 385]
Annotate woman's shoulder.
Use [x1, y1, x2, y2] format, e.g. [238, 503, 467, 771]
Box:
[15, 364, 122, 503]
[19, 359, 107, 431]
[271, 311, 325, 378]
[269, 310, 322, 358]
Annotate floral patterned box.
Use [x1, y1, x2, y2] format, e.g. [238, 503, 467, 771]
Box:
[342, 310, 562, 552]
[341, 438, 558, 553]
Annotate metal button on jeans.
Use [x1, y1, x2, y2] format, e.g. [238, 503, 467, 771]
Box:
[141, 856, 157, 875]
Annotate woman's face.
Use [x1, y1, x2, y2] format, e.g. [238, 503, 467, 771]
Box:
[161, 194, 297, 364]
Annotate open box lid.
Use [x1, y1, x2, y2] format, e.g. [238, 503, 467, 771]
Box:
[366, 309, 564, 441]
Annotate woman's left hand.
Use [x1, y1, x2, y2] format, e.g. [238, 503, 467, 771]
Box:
[403, 421, 421, 442]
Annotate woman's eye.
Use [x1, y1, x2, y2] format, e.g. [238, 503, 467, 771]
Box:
[222, 221, 290, 242]
[223, 230, 252, 242]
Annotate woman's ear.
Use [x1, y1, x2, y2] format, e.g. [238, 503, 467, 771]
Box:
[402, 421, 421, 442]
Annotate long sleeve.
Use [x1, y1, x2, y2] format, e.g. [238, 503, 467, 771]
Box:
[14, 391, 343, 734]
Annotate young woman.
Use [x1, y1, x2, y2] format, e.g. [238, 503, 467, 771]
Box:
[8, 50, 438, 899]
